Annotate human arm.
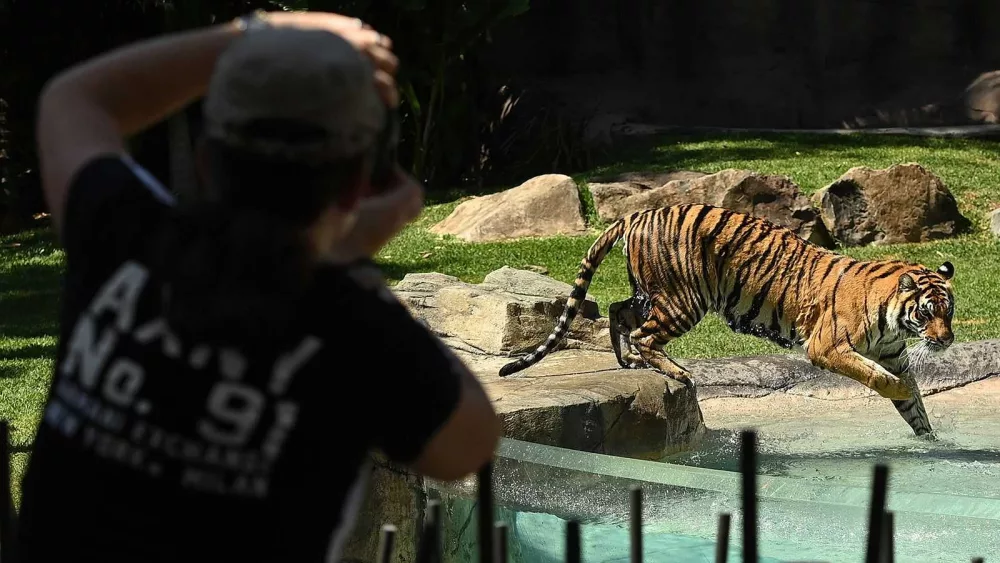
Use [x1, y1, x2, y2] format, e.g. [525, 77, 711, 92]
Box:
[408, 355, 502, 481]
[357, 285, 500, 481]
[35, 10, 397, 240]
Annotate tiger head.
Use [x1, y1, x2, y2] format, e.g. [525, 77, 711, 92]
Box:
[896, 261, 956, 352]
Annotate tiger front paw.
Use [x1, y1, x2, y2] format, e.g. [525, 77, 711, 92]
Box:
[875, 374, 912, 400]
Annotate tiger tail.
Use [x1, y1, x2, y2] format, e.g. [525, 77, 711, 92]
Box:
[498, 218, 627, 377]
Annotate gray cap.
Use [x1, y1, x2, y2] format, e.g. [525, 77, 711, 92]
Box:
[202, 25, 385, 162]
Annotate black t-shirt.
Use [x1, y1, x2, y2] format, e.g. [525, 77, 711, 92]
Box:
[15, 154, 464, 563]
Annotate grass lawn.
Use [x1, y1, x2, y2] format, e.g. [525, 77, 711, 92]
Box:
[2, 131, 999, 499]
[1, 227, 62, 504]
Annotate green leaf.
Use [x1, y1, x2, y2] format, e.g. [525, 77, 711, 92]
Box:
[400, 80, 422, 119]
[501, 0, 529, 18]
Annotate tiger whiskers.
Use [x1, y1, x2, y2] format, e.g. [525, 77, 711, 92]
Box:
[904, 339, 932, 373]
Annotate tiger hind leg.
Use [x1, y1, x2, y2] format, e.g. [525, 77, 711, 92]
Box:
[609, 298, 649, 369]
[631, 301, 703, 388]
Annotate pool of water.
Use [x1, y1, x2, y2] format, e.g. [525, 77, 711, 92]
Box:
[667, 415, 1000, 502]
[432, 436, 1000, 562]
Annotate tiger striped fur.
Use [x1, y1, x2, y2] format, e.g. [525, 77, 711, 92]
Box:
[498, 203, 958, 438]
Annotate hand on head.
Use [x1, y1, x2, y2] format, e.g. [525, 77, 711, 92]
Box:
[247, 10, 419, 261]
[256, 11, 399, 107]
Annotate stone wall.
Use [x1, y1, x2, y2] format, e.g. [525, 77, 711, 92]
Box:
[480, 0, 1000, 130]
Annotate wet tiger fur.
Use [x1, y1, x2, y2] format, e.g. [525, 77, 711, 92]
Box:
[498, 203, 957, 438]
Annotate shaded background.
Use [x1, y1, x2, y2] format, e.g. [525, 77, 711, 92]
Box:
[1, 0, 997, 231]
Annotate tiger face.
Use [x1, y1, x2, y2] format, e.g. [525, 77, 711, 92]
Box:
[897, 262, 956, 352]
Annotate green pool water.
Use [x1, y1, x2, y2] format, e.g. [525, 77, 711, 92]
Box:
[431, 433, 1000, 562]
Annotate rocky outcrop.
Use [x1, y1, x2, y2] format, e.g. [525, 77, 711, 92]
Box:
[588, 169, 834, 247]
[965, 70, 1000, 124]
[462, 351, 705, 461]
[813, 163, 971, 246]
[392, 267, 608, 356]
[391, 266, 709, 458]
[678, 339, 1000, 400]
[989, 208, 1000, 238]
[341, 455, 426, 563]
[458, 340, 1000, 404]
[430, 174, 587, 242]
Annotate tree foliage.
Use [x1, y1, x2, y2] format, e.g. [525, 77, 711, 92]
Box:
[292, 0, 531, 188]
[0, 0, 534, 226]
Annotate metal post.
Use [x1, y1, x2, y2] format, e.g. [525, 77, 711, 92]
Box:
[630, 486, 643, 563]
[881, 511, 894, 563]
[566, 520, 582, 563]
[376, 524, 397, 563]
[865, 465, 889, 563]
[715, 513, 731, 563]
[740, 430, 758, 563]
[494, 522, 508, 563]
[478, 462, 494, 563]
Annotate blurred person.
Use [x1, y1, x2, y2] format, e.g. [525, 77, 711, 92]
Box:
[15, 9, 500, 563]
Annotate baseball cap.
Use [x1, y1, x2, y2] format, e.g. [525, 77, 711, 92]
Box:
[202, 24, 386, 162]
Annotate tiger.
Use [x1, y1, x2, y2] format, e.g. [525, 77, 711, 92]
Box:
[498, 203, 957, 438]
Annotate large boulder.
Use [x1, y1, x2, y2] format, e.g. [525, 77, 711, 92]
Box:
[430, 174, 587, 242]
[589, 169, 834, 247]
[341, 455, 425, 563]
[464, 351, 706, 461]
[391, 267, 609, 356]
[813, 163, 971, 246]
[587, 170, 707, 222]
[989, 208, 1000, 239]
[965, 70, 1000, 124]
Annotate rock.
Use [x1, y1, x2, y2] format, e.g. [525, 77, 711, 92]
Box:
[990, 208, 1000, 238]
[965, 70, 1000, 124]
[589, 170, 707, 189]
[813, 163, 971, 246]
[430, 174, 587, 242]
[391, 267, 608, 356]
[589, 169, 833, 247]
[587, 171, 709, 224]
[524, 264, 549, 275]
[341, 454, 425, 563]
[677, 339, 1000, 401]
[459, 350, 706, 460]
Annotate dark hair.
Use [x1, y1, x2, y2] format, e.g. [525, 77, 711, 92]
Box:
[153, 119, 370, 345]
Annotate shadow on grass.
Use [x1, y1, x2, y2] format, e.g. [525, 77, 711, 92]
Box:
[2, 341, 58, 362]
[585, 131, 964, 176]
[0, 267, 63, 340]
[0, 232, 63, 373]
[421, 130, 994, 206]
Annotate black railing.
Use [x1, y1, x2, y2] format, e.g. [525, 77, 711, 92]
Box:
[383, 429, 989, 563]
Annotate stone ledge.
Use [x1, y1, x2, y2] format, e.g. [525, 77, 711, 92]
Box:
[461, 351, 705, 461]
[468, 339, 1000, 403]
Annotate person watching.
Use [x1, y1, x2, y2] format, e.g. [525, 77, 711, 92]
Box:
[15, 10, 500, 563]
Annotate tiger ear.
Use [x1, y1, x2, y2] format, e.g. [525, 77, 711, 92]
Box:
[898, 273, 917, 292]
[937, 261, 954, 280]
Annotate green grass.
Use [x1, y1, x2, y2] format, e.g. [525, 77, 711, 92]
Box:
[1, 228, 63, 504]
[2, 132, 999, 499]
